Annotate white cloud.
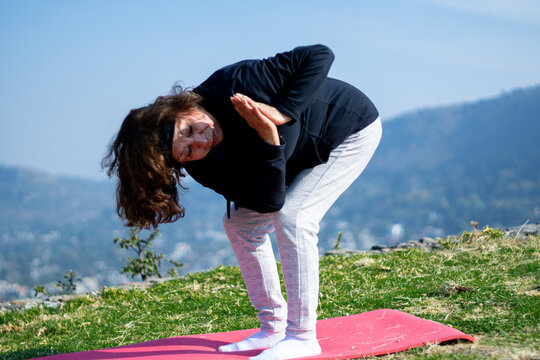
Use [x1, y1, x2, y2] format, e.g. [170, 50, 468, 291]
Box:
[170, 242, 191, 261]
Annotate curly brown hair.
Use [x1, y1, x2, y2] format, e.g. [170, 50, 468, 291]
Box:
[102, 85, 203, 230]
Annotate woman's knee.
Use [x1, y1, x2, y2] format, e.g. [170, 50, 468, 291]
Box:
[275, 206, 318, 235]
[274, 203, 296, 229]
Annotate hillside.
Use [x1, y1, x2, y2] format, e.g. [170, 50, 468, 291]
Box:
[0, 168, 234, 300]
[1, 228, 538, 359]
[1, 85, 539, 301]
[322, 85, 540, 245]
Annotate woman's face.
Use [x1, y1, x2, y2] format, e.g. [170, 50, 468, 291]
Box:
[172, 110, 223, 163]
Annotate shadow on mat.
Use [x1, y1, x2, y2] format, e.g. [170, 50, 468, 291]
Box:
[10, 337, 260, 359]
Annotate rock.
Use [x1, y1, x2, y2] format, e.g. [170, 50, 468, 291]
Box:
[419, 237, 442, 249]
[326, 237, 444, 256]
[41, 301, 61, 309]
[0, 278, 169, 313]
[0, 298, 42, 312]
[505, 223, 540, 238]
[397, 240, 423, 249]
[381, 237, 443, 252]
[396, 241, 413, 249]
[325, 249, 366, 256]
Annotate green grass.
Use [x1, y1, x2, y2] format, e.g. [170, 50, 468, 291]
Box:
[1, 228, 539, 359]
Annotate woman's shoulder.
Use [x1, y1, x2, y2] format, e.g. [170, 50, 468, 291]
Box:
[316, 78, 378, 113]
[196, 60, 253, 91]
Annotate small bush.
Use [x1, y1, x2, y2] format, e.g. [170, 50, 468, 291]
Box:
[114, 229, 183, 281]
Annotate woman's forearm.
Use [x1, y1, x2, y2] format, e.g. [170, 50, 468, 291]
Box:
[256, 121, 280, 145]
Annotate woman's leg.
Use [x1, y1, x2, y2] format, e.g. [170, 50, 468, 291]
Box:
[219, 207, 287, 352]
[251, 118, 382, 360]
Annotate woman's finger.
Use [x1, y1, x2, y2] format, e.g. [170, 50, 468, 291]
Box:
[243, 95, 256, 106]
[252, 104, 271, 123]
[232, 94, 274, 129]
[236, 93, 255, 106]
[231, 95, 243, 106]
[241, 97, 253, 110]
[231, 95, 252, 111]
[234, 103, 256, 123]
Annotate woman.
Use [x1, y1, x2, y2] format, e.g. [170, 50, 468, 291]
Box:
[103, 44, 381, 360]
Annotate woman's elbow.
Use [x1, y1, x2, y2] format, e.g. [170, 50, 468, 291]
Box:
[258, 197, 285, 213]
[311, 44, 335, 62]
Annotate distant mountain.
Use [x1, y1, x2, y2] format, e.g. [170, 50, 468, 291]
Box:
[0, 167, 125, 299]
[1, 85, 539, 300]
[0, 167, 235, 301]
[323, 85, 540, 246]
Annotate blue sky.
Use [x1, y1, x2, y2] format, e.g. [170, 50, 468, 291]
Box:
[1, 0, 539, 179]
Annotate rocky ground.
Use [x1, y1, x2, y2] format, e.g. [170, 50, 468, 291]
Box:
[2, 223, 538, 313]
[327, 222, 539, 255]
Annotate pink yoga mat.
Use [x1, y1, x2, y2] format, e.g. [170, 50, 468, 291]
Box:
[31, 309, 475, 359]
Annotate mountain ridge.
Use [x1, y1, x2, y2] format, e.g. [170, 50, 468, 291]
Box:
[1, 84, 539, 300]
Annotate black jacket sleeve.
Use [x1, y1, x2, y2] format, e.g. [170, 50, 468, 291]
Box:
[232, 138, 287, 213]
[191, 45, 335, 213]
[183, 135, 287, 213]
[270, 44, 335, 121]
[197, 44, 335, 122]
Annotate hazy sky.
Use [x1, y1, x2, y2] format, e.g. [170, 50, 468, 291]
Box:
[1, 0, 539, 179]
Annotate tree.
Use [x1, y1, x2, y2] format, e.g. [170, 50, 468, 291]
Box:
[56, 270, 79, 295]
[114, 229, 183, 281]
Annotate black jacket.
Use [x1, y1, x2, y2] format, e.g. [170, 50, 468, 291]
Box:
[183, 45, 378, 213]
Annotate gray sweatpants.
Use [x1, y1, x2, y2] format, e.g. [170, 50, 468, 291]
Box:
[223, 117, 382, 340]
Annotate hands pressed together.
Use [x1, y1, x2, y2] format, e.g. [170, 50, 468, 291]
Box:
[230, 93, 292, 145]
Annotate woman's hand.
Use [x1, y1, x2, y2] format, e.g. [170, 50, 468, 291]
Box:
[230, 94, 281, 145]
[231, 93, 292, 126]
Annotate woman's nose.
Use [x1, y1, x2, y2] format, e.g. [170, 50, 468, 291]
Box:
[190, 133, 208, 146]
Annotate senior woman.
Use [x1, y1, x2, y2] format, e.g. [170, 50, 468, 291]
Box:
[103, 44, 381, 360]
